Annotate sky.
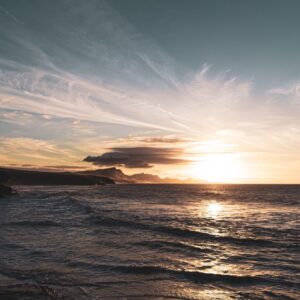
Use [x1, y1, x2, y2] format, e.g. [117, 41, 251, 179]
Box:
[0, 0, 300, 183]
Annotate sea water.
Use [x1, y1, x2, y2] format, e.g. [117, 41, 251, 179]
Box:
[0, 184, 299, 299]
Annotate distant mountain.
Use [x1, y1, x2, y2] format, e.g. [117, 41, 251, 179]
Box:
[130, 172, 163, 183]
[79, 167, 203, 184]
[79, 167, 134, 183]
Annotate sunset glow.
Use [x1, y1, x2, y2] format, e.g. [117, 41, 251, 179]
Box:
[188, 153, 245, 183]
[0, 0, 299, 184]
[1, 2, 299, 300]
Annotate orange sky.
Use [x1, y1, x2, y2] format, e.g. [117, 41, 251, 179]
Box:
[0, 1, 300, 183]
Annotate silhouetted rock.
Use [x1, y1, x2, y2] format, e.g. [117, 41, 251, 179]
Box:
[0, 184, 16, 197]
[79, 167, 205, 184]
[0, 168, 115, 186]
[79, 167, 135, 183]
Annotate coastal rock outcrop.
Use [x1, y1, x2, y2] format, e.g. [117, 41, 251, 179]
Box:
[0, 184, 16, 197]
[0, 168, 115, 186]
[0, 171, 16, 197]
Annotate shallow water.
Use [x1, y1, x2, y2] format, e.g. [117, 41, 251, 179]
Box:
[0, 184, 299, 299]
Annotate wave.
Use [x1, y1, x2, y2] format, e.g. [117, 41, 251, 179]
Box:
[111, 265, 298, 288]
[133, 240, 219, 254]
[1, 260, 297, 292]
[19, 190, 95, 214]
[88, 215, 275, 247]
[62, 260, 297, 288]
[59, 196, 94, 214]
[0, 220, 61, 227]
[113, 265, 262, 284]
[0, 284, 64, 300]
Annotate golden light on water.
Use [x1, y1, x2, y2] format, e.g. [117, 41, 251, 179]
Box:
[206, 202, 223, 217]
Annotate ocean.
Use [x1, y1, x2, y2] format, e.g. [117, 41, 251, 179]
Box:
[0, 184, 299, 299]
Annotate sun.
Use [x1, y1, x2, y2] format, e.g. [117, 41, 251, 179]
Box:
[189, 153, 244, 183]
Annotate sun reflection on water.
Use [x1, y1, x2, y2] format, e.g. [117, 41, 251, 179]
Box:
[206, 202, 222, 218]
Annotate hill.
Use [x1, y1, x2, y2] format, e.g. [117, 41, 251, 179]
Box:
[0, 167, 115, 186]
[79, 167, 201, 184]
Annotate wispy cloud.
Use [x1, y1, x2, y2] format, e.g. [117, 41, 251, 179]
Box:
[0, 3, 23, 25]
[1, 0, 298, 138]
[0, 137, 83, 166]
[0, 0, 299, 181]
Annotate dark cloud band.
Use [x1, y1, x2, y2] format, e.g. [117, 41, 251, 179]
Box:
[83, 147, 187, 168]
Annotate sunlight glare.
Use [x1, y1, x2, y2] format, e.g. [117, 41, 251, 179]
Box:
[207, 202, 222, 217]
[189, 153, 245, 183]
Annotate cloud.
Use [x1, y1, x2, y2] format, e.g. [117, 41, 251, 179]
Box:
[2, 0, 296, 140]
[267, 82, 300, 110]
[83, 147, 188, 168]
[0, 3, 23, 25]
[140, 136, 187, 144]
[112, 135, 189, 145]
[0, 0, 300, 181]
[44, 165, 88, 170]
[267, 82, 300, 97]
[0, 137, 81, 166]
[0, 0, 186, 133]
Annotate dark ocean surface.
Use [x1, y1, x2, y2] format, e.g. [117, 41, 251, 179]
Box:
[0, 184, 299, 299]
